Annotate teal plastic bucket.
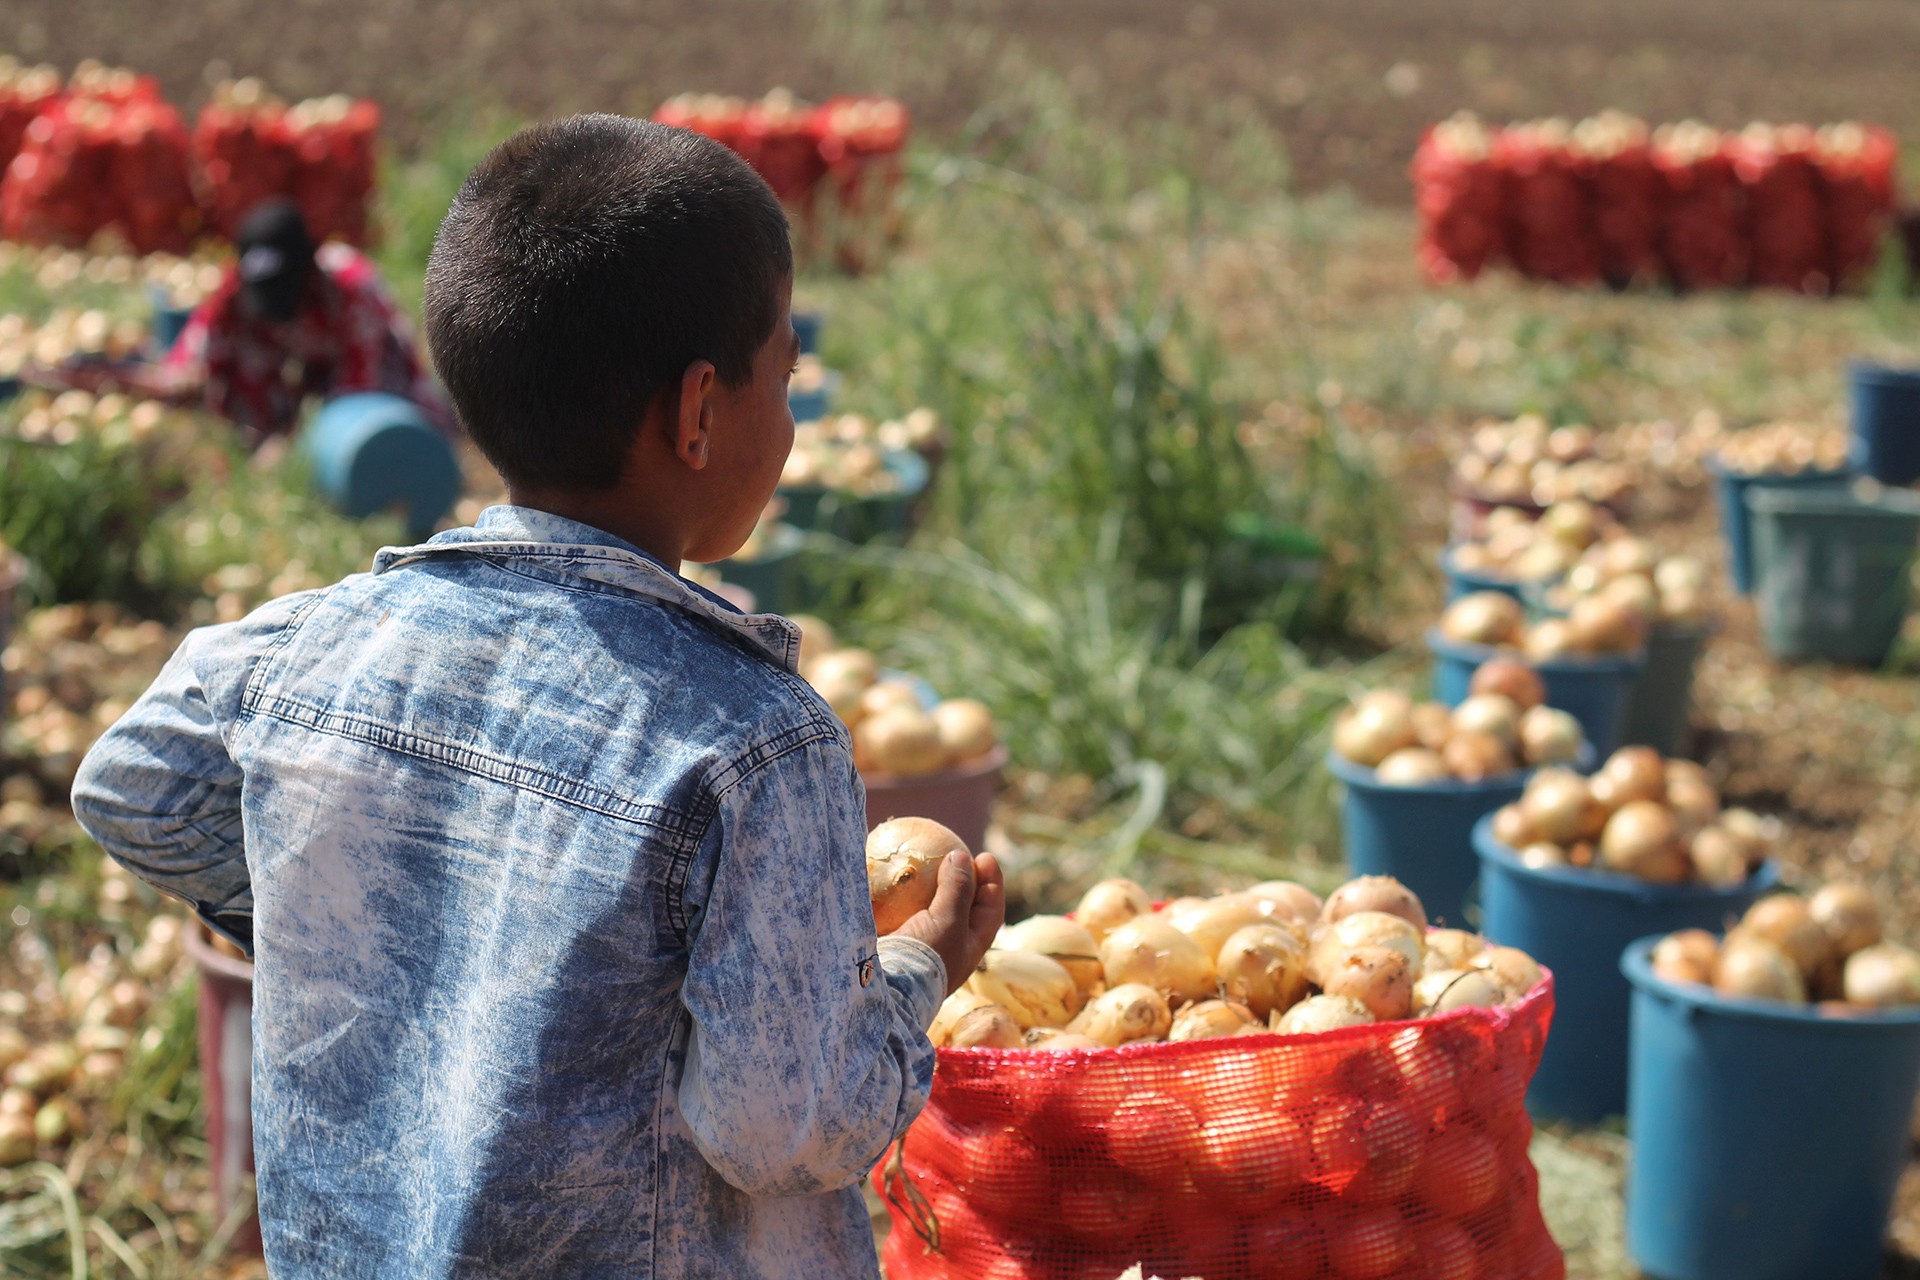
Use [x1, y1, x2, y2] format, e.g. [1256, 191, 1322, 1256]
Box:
[1623, 938, 1920, 1280]
[1329, 746, 1589, 929]
[1705, 454, 1851, 595]
[709, 523, 818, 617]
[146, 285, 195, 358]
[777, 451, 930, 544]
[1439, 546, 1527, 603]
[1747, 482, 1920, 667]
[1619, 622, 1712, 757]
[793, 309, 824, 356]
[302, 393, 462, 540]
[788, 368, 842, 423]
[1475, 816, 1776, 1122]
[1849, 361, 1920, 487]
[1428, 630, 1645, 757]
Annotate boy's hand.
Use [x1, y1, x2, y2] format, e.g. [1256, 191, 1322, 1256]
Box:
[888, 849, 1005, 996]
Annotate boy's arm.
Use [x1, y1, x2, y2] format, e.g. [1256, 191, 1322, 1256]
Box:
[677, 733, 946, 1198]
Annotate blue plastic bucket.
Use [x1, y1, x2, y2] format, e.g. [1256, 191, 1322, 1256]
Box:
[1329, 750, 1530, 929]
[1439, 547, 1528, 603]
[146, 285, 195, 358]
[301, 393, 463, 541]
[1705, 454, 1852, 595]
[788, 368, 842, 424]
[1623, 938, 1920, 1280]
[1747, 482, 1920, 667]
[1620, 622, 1712, 757]
[793, 309, 824, 357]
[1848, 361, 1920, 487]
[1474, 816, 1777, 1122]
[1428, 630, 1645, 757]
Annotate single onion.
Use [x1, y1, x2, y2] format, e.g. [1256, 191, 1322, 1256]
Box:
[1688, 826, 1750, 887]
[1567, 593, 1646, 654]
[1540, 498, 1601, 546]
[932, 699, 998, 764]
[1442, 731, 1516, 782]
[859, 680, 925, 722]
[948, 1003, 1026, 1049]
[1075, 877, 1151, 943]
[1423, 928, 1487, 974]
[1375, 747, 1450, 785]
[1809, 883, 1882, 958]
[853, 706, 947, 776]
[1309, 911, 1425, 986]
[1413, 967, 1501, 1015]
[811, 673, 869, 728]
[1737, 896, 1831, 980]
[1468, 660, 1545, 712]
[1520, 769, 1592, 844]
[1594, 747, 1668, 808]
[1243, 880, 1323, 924]
[967, 949, 1084, 1029]
[1491, 803, 1535, 849]
[1165, 894, 1273, 960]
[1275, 994, 1373, 1034]
[1843, 944, 1920, 1008]
[1321, 876, 1429, 932]
[1665, 773, 1722, 834]
[867, 817, 967, 933]
[997, 915, 1103, 995]
[1169, 999, 1261, 1041]
[1601, 536, 1660, 578]
[1513, 539, 1577, 581]
[1720, 808, 1777, 860]
[1107, 1091, 1198, 1179]
[1655, 555, 1709, 599]
[1713, 935, 1807, 1003]
[1517, 705, 1583, 766]
[1440, 592, 1525, 646]
[1600, 801, 1688, 882]
[1068, 983, 1174, 1045]
[804, 647, 878, 689]
[1333, 691, 1420, 767]
[1410, 701, 1455, 751]
[1098, 917, 1216, 1003]
[928, 990, 995, 1046]
[1451, 693, 1522, 745]
[1024, 1028, 1103, 1051]
[1664, 758, 1711, 791]
[1472, 946, 1544, 1002]
[1519, 842, 1568, 869]
[1216, 923, 1310, 1018]
[1524, 617, 1578, 662]
[1651, 929, 1719, 986]
[1323, 946, 1415, 1021]
[1601, 570, 1661, 620]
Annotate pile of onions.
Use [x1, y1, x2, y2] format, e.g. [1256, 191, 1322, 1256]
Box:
[1440, 590, 1645, 661]
[798, 632, 999, 777]
[1537, 534, 1712, 630]
[1651, 882, 1920, 1014]
[929, 872, 1546, 1049]
[1451, 413, 1635, 510]
[1489, 746, 1773, 884]
[1711, 421, 1849, 477]
[1448, 500, 1613, 585]
[1332, 667, 1587, 784]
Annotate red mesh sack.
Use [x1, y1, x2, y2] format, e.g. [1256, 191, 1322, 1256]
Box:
[1730, 124, 1829, 294]
[876, 977, 1562, 1280]
[0, 62, 62, 176]
[1571, 114, 1659, 288]
[287, 97, 380, 245]
[1410, 117, 1507, 284]
[1652, 125, 1748, 291]
[653, 93, 749, 151]
[812, 95, 909, 274]
[194, 92, 377, 246]
[736, 92, 828, 206]
[2, 91, 197, 252]
[1497, 124, 1599, 285]
[1815, 124, 1898, 288]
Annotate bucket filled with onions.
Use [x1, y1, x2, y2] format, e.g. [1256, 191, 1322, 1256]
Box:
[1441, 499, 1612, 603]
[1473, 747, 1778, 1121]
[1429, 589, 1646, 756]
[1624, 886, 1920, 1280]
[1703, 421, 1852, 594]
[869, 832, 1566, 1280]
[1326, 662, 1589, 929]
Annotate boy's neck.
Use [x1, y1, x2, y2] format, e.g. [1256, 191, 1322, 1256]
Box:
[503, 487, 685, 572]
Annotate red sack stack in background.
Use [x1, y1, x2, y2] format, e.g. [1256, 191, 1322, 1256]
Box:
[1815, 123, 1898, 288]
[195, 80, 377, 246]
[877, 980, 1563, 1280]
[1651, 122, 1748, 291]
[1731, 123, 1829, 294]
[0, 60, 63, 177]
[653, 92, 748, 151]
[735, 89, 827, 206]
[1498, 121, 1600, 285]
[1410, 113, 1507, 284]
[110, 94, 200, 254]
[812, 95, 909, 272]
[1575, 111, 1660, 288]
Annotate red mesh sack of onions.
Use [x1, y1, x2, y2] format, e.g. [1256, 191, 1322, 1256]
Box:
[1572, 112, 1660, 288]
[1651, 123, 1748, 291]
[1495, 120, 1599, 286]
[1729, 123, 1830, 295]
[1410, 113, 1508, 284]
[194, 82, 378, 246]
[1814, 123, 1898, 289]
[2, 88, 197, 254]
[653, 92, 749, 151]
[0, 59, 62, 176]
[734, 88, 828, 206]
[871, 861, 1563, 1280]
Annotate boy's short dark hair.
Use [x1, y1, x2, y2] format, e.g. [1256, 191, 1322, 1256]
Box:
[424, 114, 791, 491]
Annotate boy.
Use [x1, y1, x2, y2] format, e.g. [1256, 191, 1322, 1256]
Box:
[71, 114, 1003, 1279]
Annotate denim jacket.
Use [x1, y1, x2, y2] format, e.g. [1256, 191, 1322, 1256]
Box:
[70, 506, 945, 1279]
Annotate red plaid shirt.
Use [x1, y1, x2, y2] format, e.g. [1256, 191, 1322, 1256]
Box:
[166, 244, 452, 438]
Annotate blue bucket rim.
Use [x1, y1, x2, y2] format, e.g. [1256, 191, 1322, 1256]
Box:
[1326, 740, 1598, 795]
[1848, 359, 1920, 387]
[1621, 935, 1920, 1030]
[1473, 812, 1779, 904]
[1703, 452, 1852, 484]
[1426, 628, 1648, 676]
[1745, 481, 1920, 520]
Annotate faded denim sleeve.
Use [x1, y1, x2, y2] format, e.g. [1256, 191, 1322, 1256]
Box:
[70, 592, 314, 953]
[678, 734, 945, 1198]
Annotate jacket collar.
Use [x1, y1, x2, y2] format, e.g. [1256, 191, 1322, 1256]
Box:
[371, 505, 801, 672]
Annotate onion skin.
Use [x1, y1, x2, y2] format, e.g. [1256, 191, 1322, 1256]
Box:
[929, 989, 996, 1046]
[1491, 803, 1536, 849]
[931, 698, 997, 764]
[1844, 945, 1920, 1008]
[967, 949, 1084, 1030]
[1413, 968, 1502, 1015]
[1441, 731, 1517, 782]
[1652, 930, 1719, 986]
[1333, 692, 1419, 767]
[1068, 982, 1174, 1045]
[1243, 880, 1323, 924]
[1075, 877, 1151, 943]
[1217, 923, 1311, 1018]
[997, 915, 1103, 995]
[1275, 994, 1373, 1034]
[1374, 746, 1450, 785]
[1736, 896, 1831, 980]
[947, 1004, 1026, 1049]
[1810, 883, 1883, 958]
[1165, 894, 1272, 960]
[1591, 747, 1668, 809]
[1468, 659, 1546, 711]
[1321, 876, 1428, 933]
[1323, 945, 1416, 1021]
[1023, 1028, 1103, 1051]
[1473, 946, 1544, 1003]
[1521, 769, 1592, 844]
[1518, 705, 1583, 766]
[866, 817, 968, 933]
[1451, 694, 1522, 748]
[1689, 825, 1751, 887]
[1713, 936, 1807, 1004]
[853, 706, 947, 776]
[859, 680, 925, 722]
[1309, 911, 1425, 986]
[1440, 592, 1525, 646]
[1599, 801, 1689, 883]
[1169, 999, 1261, 1041]
[1410, 701, 1455, 751]
[1099, 917, 1217, 1003]
[1423, 928, 1487, 974]
[803, 647, 878, 689]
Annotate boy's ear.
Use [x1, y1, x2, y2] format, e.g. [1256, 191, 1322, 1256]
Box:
[673, 359, 717, 470]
